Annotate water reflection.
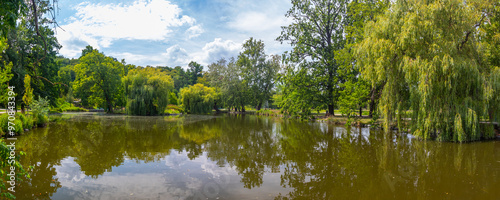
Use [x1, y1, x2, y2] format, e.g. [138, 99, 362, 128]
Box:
[14, 114, 499, 199]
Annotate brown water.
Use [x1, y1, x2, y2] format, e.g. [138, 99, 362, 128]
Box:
[11, 113, 500, 199]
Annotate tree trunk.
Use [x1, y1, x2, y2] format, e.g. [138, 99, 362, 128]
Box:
[328, 104, 334, 116]
[359, 106, 362, 117]
[256, 102, 262, 111]
[106, 98, 113, 113]
[213, 102, 220, 113]
[241, 104, 245, 112]
[369, 88, 376, 118]
[21, 103, 25, 114]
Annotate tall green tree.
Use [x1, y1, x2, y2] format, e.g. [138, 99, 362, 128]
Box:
[187, 61, 203, 85]
[481, 2, 500, 124]
[0, 0, 25, 37]
[356, 0, 498, 142]
[206, 58, 249, 112]
[22, 74, 33, 112]
[0, 38, 13, 106]
[237, 38, 280, 110]
[123, 67, 174, 116]
[2, 0, 62, 109]
[278, 0, 349, 116]
[180, 83, 217, 114]
[337, 0, 389, 117]
[73, 49, 123, 113]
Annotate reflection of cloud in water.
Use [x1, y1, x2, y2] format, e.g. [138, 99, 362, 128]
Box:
[54, 157, 87, 184]
[51, 151, 238, 200]
[164, 151, 235, 190]
[164, 151, 189, 169]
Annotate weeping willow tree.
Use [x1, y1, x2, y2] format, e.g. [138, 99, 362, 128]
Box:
[356, 0, 499, 142]
[180, 83, 216, 114]
[123, 67, 173, 116]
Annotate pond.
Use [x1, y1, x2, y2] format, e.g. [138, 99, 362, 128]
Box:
[13, 113, 500, 199]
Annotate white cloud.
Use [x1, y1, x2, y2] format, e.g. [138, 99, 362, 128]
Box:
[186, 25, 204, 39]
[194, 38, 241, 65]
[165, 45, 190, 65]
[57, 0, 198, 58]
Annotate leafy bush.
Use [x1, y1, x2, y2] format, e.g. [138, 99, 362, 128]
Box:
[63, 107, 88, 112]
[165, 104, 184, 114]
[36, 115, 49, 127]
[49, 107, 63, 113]
[16, 113, 33, 130]
[54, 98, 88, 112]
[13, 119, 23, 134]
[31, 96, 50, 127]
[0, 114, 7, 135]
[1, 139, 30, 199]
[0, 114, 23, 135]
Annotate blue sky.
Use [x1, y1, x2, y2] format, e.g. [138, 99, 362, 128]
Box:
[55, 0, 292, 68]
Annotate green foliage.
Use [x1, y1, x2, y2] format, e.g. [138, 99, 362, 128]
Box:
[180, 84, 216, 114]
[356, 0, 497, 142]
[0, 37, 14, 105]
[123, 67, 174, 116]
[22, 74, 34, 109]
[73, 49, 124, 113]
[169, 92, 178, 105]
[0, 114, 23, 135]
[0, 114, 9, 135]
[338, 79, 369, 118]
[0, 138, 29, 199]
[0, 0, 25, 36]
[49, 107, 63, 113]
[16, 112, 33, 130]
[158, 63, 204, 93]
[165, 104, 184, 114]
[481, 3, 500, 124]
[54, 98, 87, 112]
[277, 64, 324, 118]
[337, 0, 388, 118]
[206, 58, 248, 111]
[31, 96, 50, 127]
[277, 0, 349, 116]
[6, 5, 62, 107]
[237, 38, 280, 110]
[188, 61, 203, 85]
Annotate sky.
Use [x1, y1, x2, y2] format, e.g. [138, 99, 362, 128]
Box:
[54, 0, 293, 68]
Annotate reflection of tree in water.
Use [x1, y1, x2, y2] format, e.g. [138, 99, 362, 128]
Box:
[72, 120, 125, 178]
[203, 114, 282, 189]
[274, 122, 379, 200]
[276, 124, 500, 200]
[16, 126, 62, 199]
[14, 114, 500, 199]
[380, 134, 499, 199]
[15, 115, 193, 198]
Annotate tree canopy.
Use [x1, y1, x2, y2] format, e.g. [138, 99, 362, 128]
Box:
[355, 0, 499, 142]
[237, 38, 280, 110]
[73, 49, 124, 113]
[180, 83, 217, 114]
[278, 0, 349, 116]
[123, 67, 174, 116]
